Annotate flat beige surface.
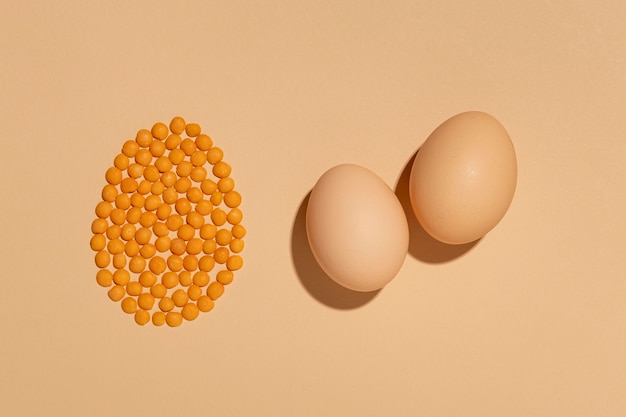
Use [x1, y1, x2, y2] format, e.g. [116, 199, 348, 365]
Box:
[1, 1, 625, 416]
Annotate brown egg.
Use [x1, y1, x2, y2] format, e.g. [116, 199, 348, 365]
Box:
[409, 111, 517, 245]
[306, 164, 409, 292]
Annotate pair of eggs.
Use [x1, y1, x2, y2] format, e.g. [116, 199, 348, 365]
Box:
[305, 111, 518, 292]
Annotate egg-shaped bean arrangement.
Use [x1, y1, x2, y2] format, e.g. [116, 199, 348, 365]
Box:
[90, 117, 245, 327]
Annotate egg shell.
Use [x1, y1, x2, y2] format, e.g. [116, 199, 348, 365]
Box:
[409, 111, 517, 245]
[306, 164, 409, 292]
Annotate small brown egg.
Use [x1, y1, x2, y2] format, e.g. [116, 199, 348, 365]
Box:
[306, 164, 408, 292]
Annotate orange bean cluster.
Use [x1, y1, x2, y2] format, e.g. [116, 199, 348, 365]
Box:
[91, 117, 245, 327]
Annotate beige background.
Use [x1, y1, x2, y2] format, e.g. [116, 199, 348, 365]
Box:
[1, 1, 625, 416]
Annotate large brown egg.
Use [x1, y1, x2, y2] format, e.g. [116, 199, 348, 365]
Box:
[409, 111, 517, 245]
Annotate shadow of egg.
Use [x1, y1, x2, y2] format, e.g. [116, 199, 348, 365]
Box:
[290, 192, 380, 309]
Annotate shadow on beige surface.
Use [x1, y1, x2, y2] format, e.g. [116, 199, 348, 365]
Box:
[291, 193, 380, 309]
[395, 151, 480, 263]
